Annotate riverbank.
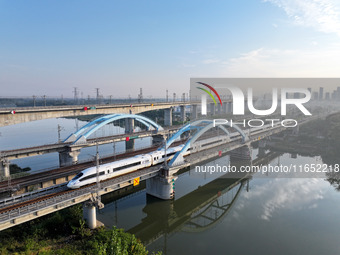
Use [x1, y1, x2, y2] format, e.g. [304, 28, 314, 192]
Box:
[0, 204, 161, 255]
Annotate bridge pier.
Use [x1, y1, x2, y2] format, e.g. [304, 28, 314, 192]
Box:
[223, 102, 227, 113]
[217, 104, 222, 114]
[164, 108, 172, 126]
[0, 159, 10, 178]
[125, 118, 135, 150]
[152, 134, 165, 146]
[230, 145, 252, 160]
[191, 105, 198, 120]
[227, 102, 232, 113]
[210, 103, 215, 116]
[146, 172, 177, 200]
[258, 140, 267, 157]
[59, 148, 81, 167]
[83, 202, 97, 229]
[180, 105, 185, 122]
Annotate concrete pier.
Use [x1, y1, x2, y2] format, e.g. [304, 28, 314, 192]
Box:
[59, 149, 81, 167]
[125, 118, 135, 150]
[164, 108, 173, 126]
[217, 104, 222, 114]
[83, 202, 97, 229]
[210, 103, 215, 116]
[230, 145, 252, 160]
[0, 159, 10, 178]
[146, 174, 177, 200]
[191, 105, 198, 120]
[152, 134, 165, 146]
[180, 105, 185, 122]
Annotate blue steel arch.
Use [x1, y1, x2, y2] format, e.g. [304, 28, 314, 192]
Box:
[161, 119, 230, 151]
[168, 120, 248, 167]
[64, 113, 163, 145]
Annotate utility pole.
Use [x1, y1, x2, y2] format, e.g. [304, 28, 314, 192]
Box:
[95, 142, 102, 206]
[163, 132, 169, 170]
[138, 88, 143, 103]
[113, 140, 116, 160]
[57, 124, 64, 143]
[81, 92, 84, 104]
[73, 87, 78, 104]
[95, 88, 100, 104]
[32, 95, 36, 107]
[42, 95, 47, 106]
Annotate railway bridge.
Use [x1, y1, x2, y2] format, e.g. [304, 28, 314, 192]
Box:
[0, 116, 295, 231]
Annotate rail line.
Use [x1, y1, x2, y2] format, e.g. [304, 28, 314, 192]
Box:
[0, 140, 186, 192]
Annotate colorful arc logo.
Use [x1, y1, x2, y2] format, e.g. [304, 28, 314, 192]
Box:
[196, 82, 222, 115]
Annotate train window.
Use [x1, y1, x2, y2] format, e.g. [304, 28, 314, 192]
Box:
[80, 173, 96, 182]
[113, 161, 142, 171]
[79, 172, 105, 182]
[72, 172, 83, 180]
[107, 170, 110, 174]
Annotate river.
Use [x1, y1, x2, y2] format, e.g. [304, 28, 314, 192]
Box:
[1, 117, 340, 254]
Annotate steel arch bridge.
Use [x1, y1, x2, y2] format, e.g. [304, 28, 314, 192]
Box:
[64, 113, 163, 145]
[162, 119, 248, 167]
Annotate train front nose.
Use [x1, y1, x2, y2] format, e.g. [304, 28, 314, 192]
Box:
[67, 180, 75, 189]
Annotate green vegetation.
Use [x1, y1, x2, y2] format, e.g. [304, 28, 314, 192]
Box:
[0, 204, 161, 255]
[0, 164, 31, 182]
[9, 164, 31, 174]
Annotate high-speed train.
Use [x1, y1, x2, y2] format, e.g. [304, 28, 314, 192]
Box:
[67, 122, 285, 189]
[67, 145, 186, 189]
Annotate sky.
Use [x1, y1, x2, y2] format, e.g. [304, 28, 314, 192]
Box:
[1, 0, 340, 98]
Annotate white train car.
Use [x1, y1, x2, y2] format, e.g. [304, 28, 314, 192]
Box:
[67, 154, 152, 189]
[67, 145, 186, 189]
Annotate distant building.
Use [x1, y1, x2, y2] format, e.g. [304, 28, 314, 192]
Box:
[332, 90, 337, 100]
[325, 92, 330, 100]
[319, 87, 324, 100]
[312, 92, 319, 100]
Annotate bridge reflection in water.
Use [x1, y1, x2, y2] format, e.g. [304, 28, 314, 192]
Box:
[97, 149, 281, 252]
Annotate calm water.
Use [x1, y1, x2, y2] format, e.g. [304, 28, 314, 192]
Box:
[1, 119, 340, 254]
[0, 118, 152, 171]
[96, 152, 340, 255]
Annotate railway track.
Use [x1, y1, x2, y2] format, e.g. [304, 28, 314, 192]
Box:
[0, 162, 161, 214]
[0, 141, 185, 192]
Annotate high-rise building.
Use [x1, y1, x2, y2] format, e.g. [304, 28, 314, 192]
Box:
[325, 92, 330, 100]
[319, 87, 324, 100]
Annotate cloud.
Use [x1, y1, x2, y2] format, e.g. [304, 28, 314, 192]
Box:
[243, 178, 326, 221]
[265, 0, 340, 36]
[221, 46, 340, 76]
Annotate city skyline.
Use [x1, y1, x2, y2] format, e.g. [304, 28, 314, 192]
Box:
[1, 0, 340, 97]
